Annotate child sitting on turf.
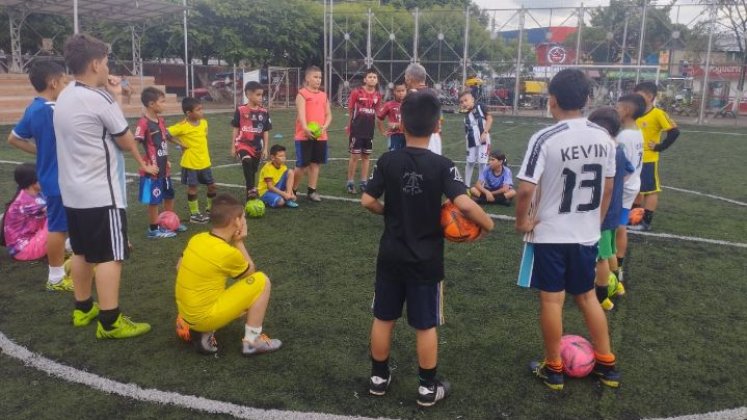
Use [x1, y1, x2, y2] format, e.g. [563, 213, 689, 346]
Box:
[168, 97, 216, 224]
[469, 149, 515, 206]
[614, 94, 646, 283]
[231, 81, 271, 201]
[377, 81, 406, 151]
[175, 193, 282, 355]
[136, 87, 188, 239]
[258, 145, 298, 208]
[2, 163, 50, 262]
[588, 107, 630, 311]
[362, 90, 494, 407]
[459, 90, 493, 186]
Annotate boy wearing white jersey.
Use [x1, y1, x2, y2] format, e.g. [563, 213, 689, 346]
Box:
[515, 69, 620, 390]
[614, 94, 646, 282]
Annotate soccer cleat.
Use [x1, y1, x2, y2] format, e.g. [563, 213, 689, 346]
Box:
[613, 279, 626, 297]
[346, 182, 356, 194]
[175, 314, 191, 342]
[191, 331, 218, 354]
[72, 303, 100, 327]
[242, 334, 282, 356]
[47, 276, 74, 292]
[308, 192, 322, 202]
[628, 222, 651, 232]
[529, 361, 564, 391]
[368, 374, 392, 396]
[147, 227, 177, 239]
[601, 298, 615, 311]
[286, 200, 299, 208]
[592, 362, 621, 388]
[175, 224, 188, 233]
[416, 379, 451, 407]
[359, 181, 368, 193]
[95, 314, 151, 339]
[189, 213, 210, 224]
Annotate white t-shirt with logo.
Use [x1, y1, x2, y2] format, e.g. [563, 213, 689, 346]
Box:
[517, 118, 616, 244]
[616, 128, 644, 208]
[54, 81, 130, 209]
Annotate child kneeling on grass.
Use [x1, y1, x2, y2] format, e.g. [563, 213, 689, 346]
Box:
[258, 145, 298, 209]
[175, 193, 282, 355]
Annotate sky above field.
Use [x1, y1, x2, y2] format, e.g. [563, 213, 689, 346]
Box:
[473, 0, 709, 30]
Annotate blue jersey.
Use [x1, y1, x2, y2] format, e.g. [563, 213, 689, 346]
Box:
[479, 165, 513, 191]
[12, 97, 60, 196]
[602, 144, 627, 230]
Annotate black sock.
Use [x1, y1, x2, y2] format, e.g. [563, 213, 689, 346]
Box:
[631, 203, 642, 209]
[75, 297, 94, 313]
[308, 187, 316, 195]
[617, 257, 624, 268]
[418, 366, 437, 387]
[371, 357, 390, 378]
[187, 193, 197, 202]
[596, 286, 608, 303]
[98, 307, 121, 330]
[643, 209, 654, 225]
[149, 224, 158, 231]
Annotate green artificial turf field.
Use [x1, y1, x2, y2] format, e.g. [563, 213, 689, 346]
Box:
[1, 108, 745, 419]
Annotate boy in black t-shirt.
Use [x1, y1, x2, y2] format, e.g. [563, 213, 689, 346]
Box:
[362, 90, 494, 407]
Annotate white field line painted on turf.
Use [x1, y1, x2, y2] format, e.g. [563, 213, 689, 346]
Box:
[0, 332, 392, 420]
[647, 407, 747, 420]
[661, 186, 747, 206]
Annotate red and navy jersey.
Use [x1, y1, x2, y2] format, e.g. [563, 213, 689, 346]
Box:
[134, 116, 170, 178]
[376, 100, 402, 136]
[348, 87, 381, 139]
[231, 105, 272, 157]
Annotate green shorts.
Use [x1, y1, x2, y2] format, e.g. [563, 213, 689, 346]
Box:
[597, 229, 617, 260]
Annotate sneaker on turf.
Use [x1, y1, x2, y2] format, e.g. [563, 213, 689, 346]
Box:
[308, 191, 322, 202]
[191, 330, 218, 354]
[346, 182, 356, 194]
[359, 181, 368, 193]
[72, 303, 100, 327]
[286, 200, 299, 208]
[592, 362, 621, 388]
[189, 213, 210, 224]
[175, 314, 191, 342]
[628, 222, 651, 232]
[416, 378, 451, 407]
[95, 314, 151, 339]
[175, 223, 188, 233]
[147, 227, 177, 239]
[613, 279, 626, 296]
[242, 334, 282, 356]
[47, 276, 74, 292]
[601, 298, 615, 311]
[529, 361, 564, 391]
[369, 374, 392, 396]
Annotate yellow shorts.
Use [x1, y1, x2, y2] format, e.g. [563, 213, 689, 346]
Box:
[187, 271, 268, 332]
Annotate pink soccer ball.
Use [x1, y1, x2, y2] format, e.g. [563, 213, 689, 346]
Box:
[560, 335, 595, 378]
[158, 211, 181, 232]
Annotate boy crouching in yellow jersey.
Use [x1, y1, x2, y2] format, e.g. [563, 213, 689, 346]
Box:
[175, 193, 281, 355]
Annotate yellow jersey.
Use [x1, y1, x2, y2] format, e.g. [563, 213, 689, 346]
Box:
[257, 161, 288, 197]
[175, 232, 250, 322]
[636, 107, 676, 163]
[168, 118, 212, 170]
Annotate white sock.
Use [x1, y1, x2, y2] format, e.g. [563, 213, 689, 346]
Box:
[244, 325, 262, 343]
[64, 237, 72, 253]
[48, 265, 65, 284]
[465, 162, 475, 186]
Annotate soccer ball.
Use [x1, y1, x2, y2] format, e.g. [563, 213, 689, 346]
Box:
[307, 121, 323, 139]
[245, 199, 266, 218]
[560, 335, 595, 378]
[157, 211, 181, 231]
[440, 201, 480, 243]
[628, 207, 644, 225]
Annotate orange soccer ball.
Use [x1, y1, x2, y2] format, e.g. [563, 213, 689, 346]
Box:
[440, 201, 481, 243]
[628, 207, 645, 225]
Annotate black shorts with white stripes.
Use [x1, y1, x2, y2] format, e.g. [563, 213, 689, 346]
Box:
[65, 206, 129, 263]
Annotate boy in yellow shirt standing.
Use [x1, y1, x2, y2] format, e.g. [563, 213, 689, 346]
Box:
[630, 82, 680, 231]
[168, 97, 216, 223]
